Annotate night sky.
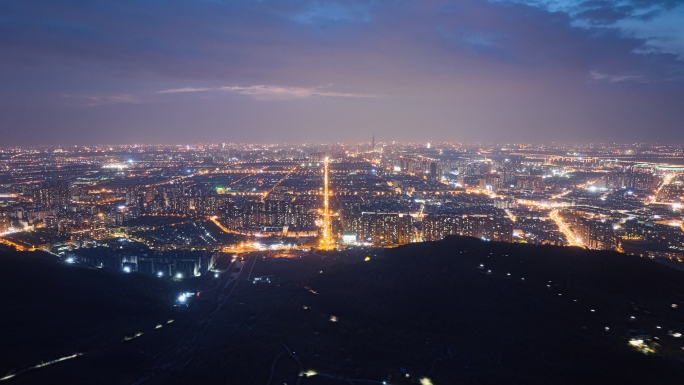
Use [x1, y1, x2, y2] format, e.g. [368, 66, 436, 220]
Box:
[1, 0, 683, 145]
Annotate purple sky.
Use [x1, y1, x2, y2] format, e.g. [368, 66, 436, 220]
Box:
[1, 0, 683, 145]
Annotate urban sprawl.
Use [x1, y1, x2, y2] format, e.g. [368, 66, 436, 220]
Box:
[2, 141, 683, 277]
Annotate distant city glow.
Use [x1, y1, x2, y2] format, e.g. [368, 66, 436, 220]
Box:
[103, 163, 128, 170]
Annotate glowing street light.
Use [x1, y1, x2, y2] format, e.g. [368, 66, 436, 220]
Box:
[320, 157, 334, 250]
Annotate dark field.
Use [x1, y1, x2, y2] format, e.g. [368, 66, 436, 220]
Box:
[3, 237, 684, 384]
[0, 249, 183, 382]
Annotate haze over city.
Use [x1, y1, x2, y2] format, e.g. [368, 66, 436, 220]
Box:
[2, 0, 684, 145]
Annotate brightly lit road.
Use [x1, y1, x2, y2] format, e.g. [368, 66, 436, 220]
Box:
[651, 172, 677, 204]
[549, 209, 583, 247]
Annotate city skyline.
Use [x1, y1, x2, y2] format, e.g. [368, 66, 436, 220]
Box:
[2, 139, 684, 383]
[2, 0, 684, 145]
[5, 2, 684, 383]
[7, 139, 684, 148]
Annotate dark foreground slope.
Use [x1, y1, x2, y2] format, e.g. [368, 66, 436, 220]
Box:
[0, 249, 180, 380]
[4, 237, 684, 385]
[299, 237, 684, 384]
[143, 237, 684, 385]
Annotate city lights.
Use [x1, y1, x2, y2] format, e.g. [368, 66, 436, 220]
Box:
[549, 210, 583, 247]
[2, 140, 684, 384]
[3, 0, 684, 382]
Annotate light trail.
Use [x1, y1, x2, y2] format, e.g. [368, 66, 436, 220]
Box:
[263, 165, 297, 198]
[0, 353, 82, 382]
[551, 179, 596, 199]
[72, 197, 123, 205]
[549, 209, 583, 247]
[320, 157, 334, 250]
[504, 209, 516, 223]
[650, 172, 677, 204]
[208, 216, 239, 234]
[216, 169, 260, 195]
[0, 237, 30, 251]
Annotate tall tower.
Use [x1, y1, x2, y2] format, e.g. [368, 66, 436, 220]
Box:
[372, 135, 375, 152]
[321, 157, 334, 250]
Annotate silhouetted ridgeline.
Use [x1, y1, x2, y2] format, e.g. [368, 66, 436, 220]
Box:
[4, 237, 684, 384]
[0, 248, 179, 379]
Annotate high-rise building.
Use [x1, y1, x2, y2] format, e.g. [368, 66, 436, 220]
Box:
[125, 186, 139, 206]
[33, 180, 71, 207]
[348, 211, 414, 246]
[0, 210, 10, 233]
[429, 162, 439, 182]
[422, 212, 513, 243]
[516, 176, 544, 192]
[572, 217, 616, 250]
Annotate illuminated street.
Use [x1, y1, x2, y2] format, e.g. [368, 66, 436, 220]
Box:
[549, 209, 583, 247]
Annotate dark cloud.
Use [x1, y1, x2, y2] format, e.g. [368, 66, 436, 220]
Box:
[575, 5, 634, 24]
[0, 0, 683, 145]
[563, 0, 684, 24]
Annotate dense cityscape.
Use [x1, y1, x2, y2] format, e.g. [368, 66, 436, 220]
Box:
[2, 141, 683, 275]
[4, 0, 684, 383]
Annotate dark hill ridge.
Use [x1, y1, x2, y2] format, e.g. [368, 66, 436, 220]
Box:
[164, 237, 684, 385]
[0, 249, 180, 378]
[296, 237, 684, 384]
[4, 237, 684, 385]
